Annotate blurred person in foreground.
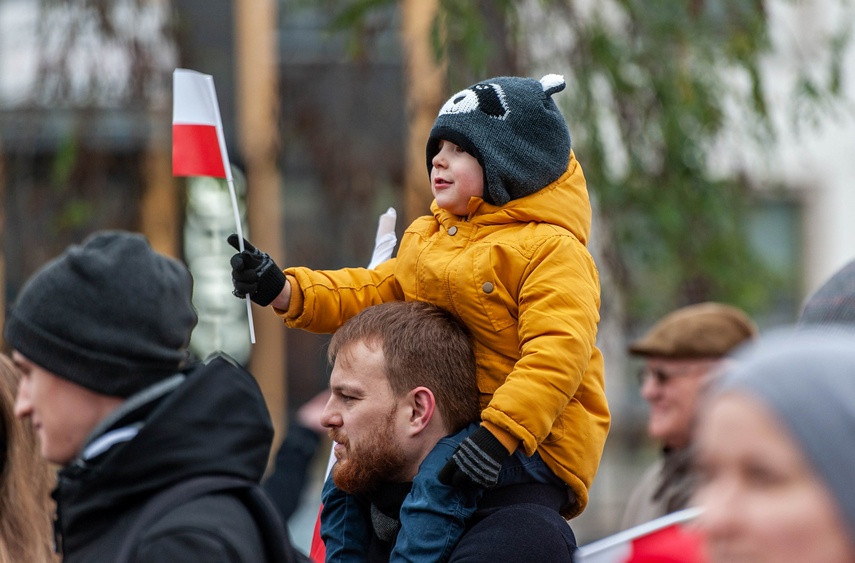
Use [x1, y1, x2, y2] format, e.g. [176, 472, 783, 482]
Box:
[319, 300, 577, 562]
[621, 302, 757, 529]
[5, 231, 304, 562]
[799, 257, 855, 327]
[694, 328, 855, 562]
[0, 353, 57, 562]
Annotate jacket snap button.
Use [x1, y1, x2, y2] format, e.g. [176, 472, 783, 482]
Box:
[448, 226, 458, 236]
[482, 282, 494, 294]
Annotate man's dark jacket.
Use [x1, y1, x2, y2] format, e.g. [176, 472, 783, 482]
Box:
[364, 482, 578, 562]
[53, 354, 298, 562]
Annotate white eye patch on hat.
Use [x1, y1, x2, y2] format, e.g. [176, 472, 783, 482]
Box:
[437, 74, 566, 120]
[439, 83, 510, 119]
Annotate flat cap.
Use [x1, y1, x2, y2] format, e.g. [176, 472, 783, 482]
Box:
[629, 302, 757, 359]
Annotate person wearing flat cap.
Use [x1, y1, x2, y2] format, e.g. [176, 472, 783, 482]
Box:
[620, 302, 757, 529]
[4, 231, 305, 562]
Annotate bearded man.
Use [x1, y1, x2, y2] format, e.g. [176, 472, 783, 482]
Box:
[318, 301, 578, 562]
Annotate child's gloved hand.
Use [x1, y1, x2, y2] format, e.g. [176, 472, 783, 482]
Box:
[438, 426, 510, 489]
[227, 234, 286, 306]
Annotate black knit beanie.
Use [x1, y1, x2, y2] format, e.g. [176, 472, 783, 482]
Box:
[799, 259, 855, 327]
[426, 74, 571, 206]
[4, 231, 198, 397]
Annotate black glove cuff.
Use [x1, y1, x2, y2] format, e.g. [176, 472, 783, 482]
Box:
[469, 427, 509, 463]
[253, 264, 287, 306]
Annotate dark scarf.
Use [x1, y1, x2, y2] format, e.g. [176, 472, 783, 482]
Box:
[653, 446, 698, 513]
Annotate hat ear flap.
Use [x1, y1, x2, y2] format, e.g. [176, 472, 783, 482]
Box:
[540, 74, 566, 97]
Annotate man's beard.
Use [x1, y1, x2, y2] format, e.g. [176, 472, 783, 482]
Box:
[329, 407, 407, 495]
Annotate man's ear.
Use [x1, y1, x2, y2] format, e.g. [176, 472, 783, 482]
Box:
[405, 386, 437, 436]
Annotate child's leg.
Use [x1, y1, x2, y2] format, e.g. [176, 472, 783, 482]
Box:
[319, 470, 373, 562]
[495, 448, 574, 514]
[497, 448, 565, 488]
[392, 423, 484, 563]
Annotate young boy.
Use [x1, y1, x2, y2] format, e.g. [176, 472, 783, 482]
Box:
[230, 74, 609, 560]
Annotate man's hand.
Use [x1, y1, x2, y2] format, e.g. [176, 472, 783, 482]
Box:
[438, 426, 510, 489]
[227, 234, 287, 307]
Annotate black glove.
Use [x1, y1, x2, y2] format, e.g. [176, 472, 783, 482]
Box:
[438, 426, 510, 489]
[227, 234, 287, 306]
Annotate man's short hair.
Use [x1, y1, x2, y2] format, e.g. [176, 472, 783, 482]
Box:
[328, 301, 479, 433]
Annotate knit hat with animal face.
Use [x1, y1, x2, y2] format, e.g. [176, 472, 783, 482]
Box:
[426, 74, 571, 206]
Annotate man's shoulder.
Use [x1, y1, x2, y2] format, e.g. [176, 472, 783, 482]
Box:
[135, 487, 271, 562]
[620, 457, 669, 529]
[450, 501, 576, 562]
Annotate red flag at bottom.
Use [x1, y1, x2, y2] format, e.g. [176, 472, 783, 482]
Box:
[309, 504, 325, 562]
[576, 507, 707, 563]
[172, 123, 227, 178]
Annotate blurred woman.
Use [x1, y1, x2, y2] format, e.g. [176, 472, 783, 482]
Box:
[0, 352, 56, 562]
[694, 328, 855, 563]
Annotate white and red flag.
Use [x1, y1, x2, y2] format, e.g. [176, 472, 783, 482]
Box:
[576, 507, 707, 563]
[172, 69, 229, 178]
[172, 68, 255, 342]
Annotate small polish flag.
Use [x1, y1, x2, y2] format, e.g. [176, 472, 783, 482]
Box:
[576, 507, 707, 563]
[172, 68, 256, 343]
[172, 69, 228, 178]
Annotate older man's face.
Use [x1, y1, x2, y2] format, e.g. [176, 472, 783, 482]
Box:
[639, 357, 721, 449]
[321, 341, 409, 493]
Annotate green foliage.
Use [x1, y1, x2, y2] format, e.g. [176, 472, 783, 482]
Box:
[311, 0, 398, 61]
[557, 0, 780, 321]
[440, 0, 846, 324]
[50, 135, 79, 186]
[433, 0, 518, 88]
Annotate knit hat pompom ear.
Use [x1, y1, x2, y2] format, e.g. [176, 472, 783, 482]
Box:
[426, 74, 572, 206]
[540, 74, 566, 97]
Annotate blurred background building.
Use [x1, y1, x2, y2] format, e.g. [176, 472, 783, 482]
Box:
[1, 0, 853, 550]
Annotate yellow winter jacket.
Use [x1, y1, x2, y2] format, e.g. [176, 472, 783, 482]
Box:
[279, 151, 609, 516]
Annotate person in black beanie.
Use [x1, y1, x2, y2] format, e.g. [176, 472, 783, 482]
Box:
[228, 74, 607, 561]
[5, 230, 305, 563]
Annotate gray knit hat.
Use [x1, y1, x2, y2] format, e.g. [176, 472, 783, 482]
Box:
[714, 328, 855, 541]
[426, 74, 571, 206]
[4, 231, 198, 397]
[799, 259, 855, 327]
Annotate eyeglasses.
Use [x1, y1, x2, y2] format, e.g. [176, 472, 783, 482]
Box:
[636, 364, 704, 386]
